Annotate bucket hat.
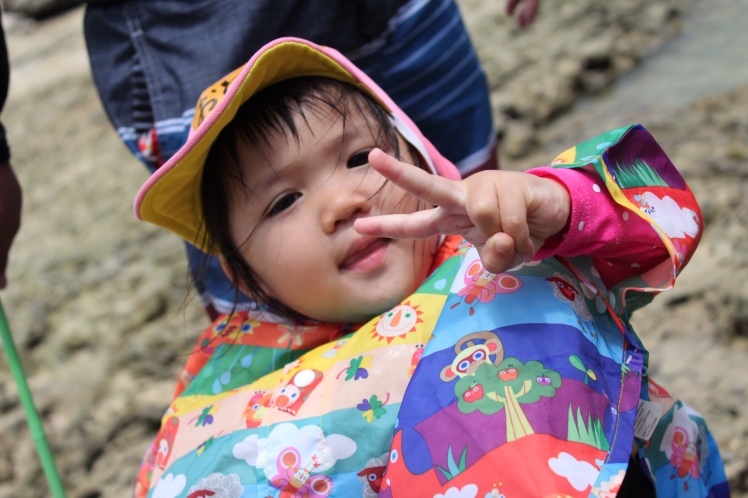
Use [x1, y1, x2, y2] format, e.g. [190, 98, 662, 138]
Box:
[134, 37, 458, 252]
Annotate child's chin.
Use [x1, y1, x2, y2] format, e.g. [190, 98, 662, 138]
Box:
[338, 298, 407, 325]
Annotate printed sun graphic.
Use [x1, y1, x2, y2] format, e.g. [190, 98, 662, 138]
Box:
[371, 301, 423, 343]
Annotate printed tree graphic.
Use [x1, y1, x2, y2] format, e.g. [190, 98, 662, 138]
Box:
[455, 357, 561, 441]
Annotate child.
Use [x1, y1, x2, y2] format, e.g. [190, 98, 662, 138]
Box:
[133, 38, 728, 497]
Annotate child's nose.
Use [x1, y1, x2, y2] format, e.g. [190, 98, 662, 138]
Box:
[320, 190, 373, 234]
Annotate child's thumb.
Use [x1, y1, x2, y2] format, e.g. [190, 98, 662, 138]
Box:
[478, 232, 519, 274]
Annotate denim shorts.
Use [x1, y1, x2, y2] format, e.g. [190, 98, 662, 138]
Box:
[84, 0, 494, 314]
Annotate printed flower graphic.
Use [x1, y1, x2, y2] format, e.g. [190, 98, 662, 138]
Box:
[337, 355, 372, 381]
[357, 394, 389, 423]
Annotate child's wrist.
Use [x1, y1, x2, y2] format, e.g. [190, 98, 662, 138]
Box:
[543, 175, 572, 237]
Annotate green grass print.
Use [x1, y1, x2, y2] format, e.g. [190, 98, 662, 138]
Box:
[612, 158, 668, 188]
[436, 445, 468, 480]
[567, 404, 610, 451]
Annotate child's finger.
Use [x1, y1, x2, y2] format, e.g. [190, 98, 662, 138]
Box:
[496, 188, 535, 261]
[354, 208, 442, 239]
[478, 232, 520, 274]
[368, 149, 463, 209]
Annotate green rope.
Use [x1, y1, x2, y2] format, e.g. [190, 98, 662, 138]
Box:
[0, 297, 65, 497]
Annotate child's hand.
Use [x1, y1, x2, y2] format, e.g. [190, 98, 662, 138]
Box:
[354, 149, 570, 274]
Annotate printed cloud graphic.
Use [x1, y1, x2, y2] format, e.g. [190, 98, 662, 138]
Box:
[152, 473, 186, 498]
[591, 469, 626, 496]
[233, 434, 259, 465]
[232, 422, 356, 478]
[634, 192, 699, 239]
[434, 483, 479, 498]
[548, 451, 599, 491]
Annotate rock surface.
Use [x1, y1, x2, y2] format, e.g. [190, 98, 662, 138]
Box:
[0, 1, 746, 496]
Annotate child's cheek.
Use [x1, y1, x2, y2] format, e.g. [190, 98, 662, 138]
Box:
[386, 188, 421, 216]
[416, 236, 440, 279]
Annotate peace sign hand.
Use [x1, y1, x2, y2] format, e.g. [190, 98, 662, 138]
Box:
[354, 149, 570, 274]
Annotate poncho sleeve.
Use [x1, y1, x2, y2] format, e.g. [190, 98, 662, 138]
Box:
[529, 124, 703, 314]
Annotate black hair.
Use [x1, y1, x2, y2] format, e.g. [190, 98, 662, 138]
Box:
[197, 76, 425, 322]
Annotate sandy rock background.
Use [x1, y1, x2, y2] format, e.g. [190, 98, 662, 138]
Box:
[0, 0, 746, 496]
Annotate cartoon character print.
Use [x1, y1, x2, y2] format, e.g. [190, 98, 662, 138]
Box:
[439, 331, 504, 382]
[272, 368, 324, 416]
[451, 260, 522, 315]
[633, 192, 655, 215]
[357, 453, 388, 497]
[455, 358, 561, 442]
[155, 415, 180, 469]
[372, 301, 423, 343]
[659, 404, 706, 492]
[135, 427, 166, 496]
[670, 427, 701, 487]
[243, 391, 272, 428]
[212, 315, 255, 341]
[232, 423, 356, 496]
[546, 273, 589, 319]
[269, 447, 333, 498]
[546, 272, 598, 338]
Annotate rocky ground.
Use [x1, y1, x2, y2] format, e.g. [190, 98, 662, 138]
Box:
[0, 0, 745, 496]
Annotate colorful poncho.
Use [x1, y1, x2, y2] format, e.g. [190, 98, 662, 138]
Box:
[135, 125, 729, 497]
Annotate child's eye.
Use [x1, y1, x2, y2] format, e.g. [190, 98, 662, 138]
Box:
[347, 150, 371, 169]
[267, 192, 301, 217]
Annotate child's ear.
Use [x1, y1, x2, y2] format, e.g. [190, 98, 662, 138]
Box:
[218, 256, 252, 296]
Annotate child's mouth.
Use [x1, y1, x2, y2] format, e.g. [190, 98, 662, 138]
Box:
[340, 238, 391, 273]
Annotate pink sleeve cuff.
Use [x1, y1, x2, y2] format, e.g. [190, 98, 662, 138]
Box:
[527, 166, 660, 260]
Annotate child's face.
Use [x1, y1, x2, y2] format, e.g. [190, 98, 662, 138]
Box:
[223, 100, 440, 323]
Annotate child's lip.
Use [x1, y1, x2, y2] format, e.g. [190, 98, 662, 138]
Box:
[340, 237, 390, 271]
